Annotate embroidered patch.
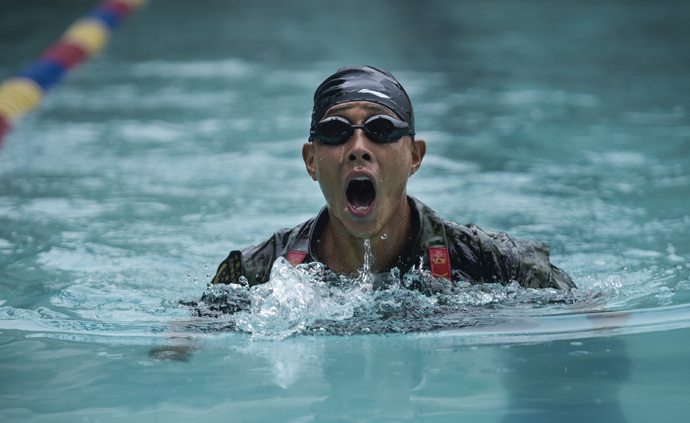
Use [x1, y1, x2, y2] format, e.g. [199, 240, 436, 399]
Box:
[286, 251, 307, 267]
[429, 246, 451, 279]
[213, 250, 243, 285]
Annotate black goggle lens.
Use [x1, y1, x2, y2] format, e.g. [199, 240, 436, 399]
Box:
[310, 115, 414, 145]
[319, 119, 351, 140]
[365, 117, 394, 139]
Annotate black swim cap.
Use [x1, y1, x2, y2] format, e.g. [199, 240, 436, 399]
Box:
[311, 65, 415, 134]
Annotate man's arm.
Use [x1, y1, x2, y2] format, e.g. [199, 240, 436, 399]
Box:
[476, 227, 575, 290]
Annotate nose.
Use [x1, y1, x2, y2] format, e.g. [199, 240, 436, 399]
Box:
[347, 128, 372, 162]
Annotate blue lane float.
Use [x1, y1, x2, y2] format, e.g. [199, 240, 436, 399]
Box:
[16, 60, 67, 92]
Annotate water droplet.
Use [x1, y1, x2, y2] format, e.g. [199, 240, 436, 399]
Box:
[380, 234, 387, 240]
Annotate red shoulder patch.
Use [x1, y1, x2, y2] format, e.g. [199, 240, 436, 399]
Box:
[429, 247, 451, 279]
[286, 251, 307, 267]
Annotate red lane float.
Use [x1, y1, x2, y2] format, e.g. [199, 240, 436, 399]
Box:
[0, 0, 147, 147]
[40, 41, 89, 70]
[0, 115, 10, 141]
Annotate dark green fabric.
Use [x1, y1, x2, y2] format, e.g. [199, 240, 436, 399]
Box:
[212, 196, 575, 291]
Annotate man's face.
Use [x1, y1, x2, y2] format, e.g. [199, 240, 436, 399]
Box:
[303, 101, 425, 239]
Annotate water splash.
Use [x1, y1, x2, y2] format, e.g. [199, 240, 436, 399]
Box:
[234, 259, 356, 339]
[186, 258, 624, 339]
[357, 238, 374, 285]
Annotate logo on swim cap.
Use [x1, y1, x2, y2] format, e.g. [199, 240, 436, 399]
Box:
[358, 89, 390, 99]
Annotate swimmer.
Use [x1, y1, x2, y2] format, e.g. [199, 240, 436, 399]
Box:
[211, 65, 575, 291]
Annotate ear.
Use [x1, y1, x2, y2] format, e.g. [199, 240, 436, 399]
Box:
[302, 142, 318, 181]
[409, 138, 426, 176]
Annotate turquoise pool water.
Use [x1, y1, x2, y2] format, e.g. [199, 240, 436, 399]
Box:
[1, 0, 690, 421]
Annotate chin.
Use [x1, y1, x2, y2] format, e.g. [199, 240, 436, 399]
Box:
[329, 207, 374, 238]
[342, 216, 382, 239]
[348, 227, 379, 239]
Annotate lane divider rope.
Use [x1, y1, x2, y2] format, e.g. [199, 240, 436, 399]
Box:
[0, 0, 147, 146]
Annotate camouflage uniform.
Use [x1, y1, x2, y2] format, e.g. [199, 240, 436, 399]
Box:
[211, 196, 575, 291]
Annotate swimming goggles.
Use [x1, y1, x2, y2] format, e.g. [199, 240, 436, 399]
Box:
[310, 114, 415, 145]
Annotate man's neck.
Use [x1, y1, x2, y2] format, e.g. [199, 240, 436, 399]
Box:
[315, 196, 416, 276]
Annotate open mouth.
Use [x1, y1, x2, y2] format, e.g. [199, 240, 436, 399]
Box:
[346, 177, 376, 215]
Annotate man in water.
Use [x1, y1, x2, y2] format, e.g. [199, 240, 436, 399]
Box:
[211, 65, 575, 291]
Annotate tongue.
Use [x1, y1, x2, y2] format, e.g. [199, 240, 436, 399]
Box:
[347, 180, 375, 210]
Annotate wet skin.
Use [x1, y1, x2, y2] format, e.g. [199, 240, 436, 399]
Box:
[302, 101, 426, 275]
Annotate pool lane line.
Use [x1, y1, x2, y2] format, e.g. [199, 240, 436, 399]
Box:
[0, 0, 147, 146]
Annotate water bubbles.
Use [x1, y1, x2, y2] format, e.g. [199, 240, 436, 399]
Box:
[676, 280, 690, 290]
[656, 286, 674, 306]
[381, 234, 388, 240]
[186, 258, 615, 338]
[233, 258, 354, 339]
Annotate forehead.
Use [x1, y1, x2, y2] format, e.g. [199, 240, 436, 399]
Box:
[321, 101, 398, 121]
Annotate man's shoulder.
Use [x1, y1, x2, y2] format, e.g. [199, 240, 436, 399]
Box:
[410, 196, 575, 290]
[411, 196, 476, 246]
[266, 216, 316, 253]
[218, 212, 321, 286]
[412, 196, 547, 253]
